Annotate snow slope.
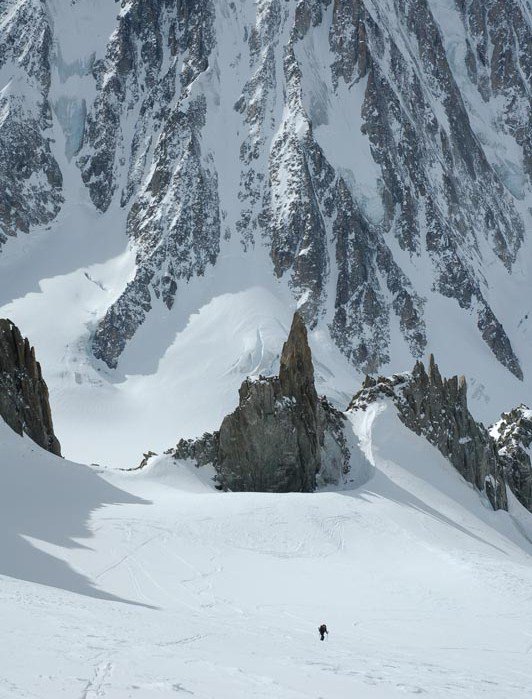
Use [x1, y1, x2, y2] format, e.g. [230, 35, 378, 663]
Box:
[2, 403, 532, 697]
[0, 0, 531, 469]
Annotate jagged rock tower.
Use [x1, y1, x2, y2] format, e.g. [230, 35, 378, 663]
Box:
[216, 311, 323, 491]
[172, 312, 349, 491]
[0, 319, 61, 455]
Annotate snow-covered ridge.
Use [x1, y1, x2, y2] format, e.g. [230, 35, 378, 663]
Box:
[348, 355, 525, 511]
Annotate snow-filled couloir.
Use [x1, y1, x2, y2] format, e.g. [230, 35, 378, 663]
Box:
[0, 0, 530, 466]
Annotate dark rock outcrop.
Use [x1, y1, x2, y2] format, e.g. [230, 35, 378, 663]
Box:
[349, 355, 507, 511]
[0, 319, 61, 455]
[0, 0, 63, 248]
[171, 312, 350, 492]
[491, 405, 532, 512]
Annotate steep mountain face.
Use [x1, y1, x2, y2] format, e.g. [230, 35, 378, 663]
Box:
[0, 319, 61, 455]
[77, 0, 220, 367]
[349, 355, 508, 510]
[1, 0, 528, 381]
[0, 0, 531, 474]
[491, 405, 532, 512]
[0, 0, 63, 247]
[81, 0, 529, 377]
[169, 312, 350, 491]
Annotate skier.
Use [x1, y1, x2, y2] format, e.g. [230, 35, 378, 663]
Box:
[318, 623, 328, 641]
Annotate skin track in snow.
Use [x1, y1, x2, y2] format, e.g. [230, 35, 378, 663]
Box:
[2, 401, 532, 697]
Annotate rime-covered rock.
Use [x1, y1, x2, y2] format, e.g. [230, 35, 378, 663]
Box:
[349, 355, 507, 510]
[491, 405, 532, 512]
[0, 319, 61, 455]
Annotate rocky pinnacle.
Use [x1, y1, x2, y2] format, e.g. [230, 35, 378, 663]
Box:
[170, 312, 349, 492]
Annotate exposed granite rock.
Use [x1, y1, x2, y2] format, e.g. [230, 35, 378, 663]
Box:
[78, 0, 219, 369]
[0, 0, 63, 248]
[172, 432, 219, 469]
[348, 355, 507, 510]
[454, 0, 531, 181]
[0, 319, 61, 455]
[491, 405, 532, 512]
[71, 0, 528, 380]
[171, 312, 350, 492]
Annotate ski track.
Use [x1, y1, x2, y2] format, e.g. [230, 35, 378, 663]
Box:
[81, 661, 114, 699]
[1, 406, 532, 696]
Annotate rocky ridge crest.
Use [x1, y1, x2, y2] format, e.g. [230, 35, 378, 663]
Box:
[349, 355, 508, 510]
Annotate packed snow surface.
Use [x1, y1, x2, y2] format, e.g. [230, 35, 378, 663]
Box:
[2, 403, 532, 698]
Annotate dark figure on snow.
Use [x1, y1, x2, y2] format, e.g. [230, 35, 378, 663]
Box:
[318, 624, 328, 641]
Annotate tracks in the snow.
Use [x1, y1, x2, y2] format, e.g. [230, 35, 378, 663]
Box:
[80, 660, 113, 698]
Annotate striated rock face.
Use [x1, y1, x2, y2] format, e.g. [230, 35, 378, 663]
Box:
[0, 0, 530, 382]
[349, 355, 507, 510]
[0, 0, 63, 248]
[0, 319, 61, 455]
[170, 313, 350, 492]
[65, 0, 528, 379]
[491, 405, 532, 512]
[78, 0, 219, 368]
[215, 375, 317, 492]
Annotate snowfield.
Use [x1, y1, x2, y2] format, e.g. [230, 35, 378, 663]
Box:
[2, 402, 532, 698]
[0, 0, 531, 472]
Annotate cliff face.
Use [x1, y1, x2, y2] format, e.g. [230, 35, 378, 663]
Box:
[0, 319, 61, 456]
[491, 405, 532, 512]
[79, 0, 528, 378]
[171, 312, 350, 492]
[2, 1, 528, 383]
[0, 0, 63, 248]
[349, 355, 508, 510]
